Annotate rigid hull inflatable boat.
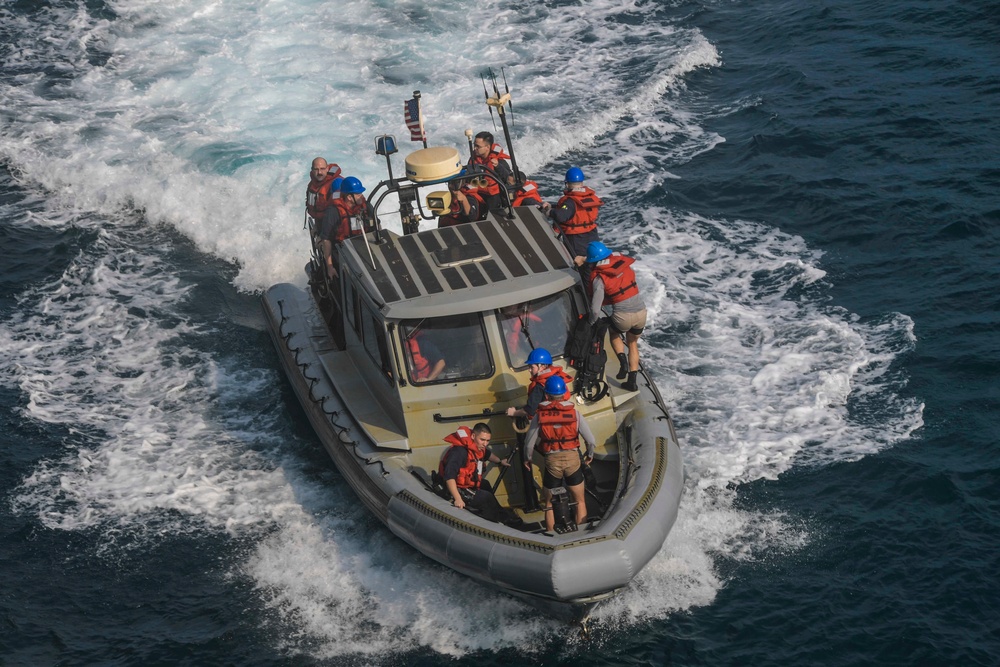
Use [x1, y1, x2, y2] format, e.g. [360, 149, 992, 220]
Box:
[262, 109, 683, 626]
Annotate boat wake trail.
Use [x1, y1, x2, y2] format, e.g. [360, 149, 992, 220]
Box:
[0, 0, 924, 660]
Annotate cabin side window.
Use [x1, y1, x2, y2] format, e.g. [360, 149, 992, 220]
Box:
[498, 290, 578, 368]
[399, 313, 494, 384]
[362, 305, 393, 382]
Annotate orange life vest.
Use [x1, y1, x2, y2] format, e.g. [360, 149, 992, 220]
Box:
[511, 180, 543, 207]
[590, 253, 640, 305]
[505, 310, 541, 351]
[471, 145, 511, 196]
[537, 400, 580, 453]
[527, 366, 574, 401]
[305, 164, 343, 220]
[408, 337, 431, 380]
[332, 195, 369, 243]
[554, 186, 603, 234]
[437, 426, 485, 489]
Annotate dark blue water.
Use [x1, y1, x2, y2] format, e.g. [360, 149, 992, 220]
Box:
[3, 0, 999, 664]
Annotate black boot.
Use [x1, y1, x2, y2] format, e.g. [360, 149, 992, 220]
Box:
[616, 352, 628, 380]
[623, 370, 638, 391]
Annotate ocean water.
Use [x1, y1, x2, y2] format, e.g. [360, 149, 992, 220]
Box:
[1, 0, 997, 664]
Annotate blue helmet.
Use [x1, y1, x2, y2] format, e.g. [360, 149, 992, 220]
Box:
[330, 176, 344, 192]
[544, 375, 568, 396]
[586, 241, 612, 263]
[341, 176, 365, 194]
[526, 348, 552, 366]
[565, 166, 585, 183]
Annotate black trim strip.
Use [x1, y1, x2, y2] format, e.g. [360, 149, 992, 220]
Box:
[478, 221, 527, 278]
[480, 259, 506, 282]
[380, 236, 421, 300]
[352, 238, 401, 303]
[399, 234, 443, 295]
[517, 208, 570, 269]
[440, 267, 466, 290]
[460, 263, 487, 287]
[497, 216, 547, 273]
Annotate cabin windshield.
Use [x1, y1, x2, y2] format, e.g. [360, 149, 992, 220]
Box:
[400, 313, 494, 384]
[498, 290, 577, 368]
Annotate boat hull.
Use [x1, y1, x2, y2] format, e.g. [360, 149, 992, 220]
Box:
[262, 281, 684, 617]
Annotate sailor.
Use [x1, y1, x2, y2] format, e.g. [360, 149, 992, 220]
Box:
[436, 179, 486, 228]
[439, 423, 510, 522]
[505, 348, 574, 421]
[305, 157, 343, 225]
[580, 241, 647, 391]
[547, 166, 603, 259]
[522, 376, 596, 532]
[317, 176, 374, 277]
[507, 170, 545, 208]
[499, 302, 541, 360]
[406, 329, 446, 382]
[469, 131, 513, 212]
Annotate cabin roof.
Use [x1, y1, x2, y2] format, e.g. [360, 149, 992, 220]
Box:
[343, 207, 579, 319]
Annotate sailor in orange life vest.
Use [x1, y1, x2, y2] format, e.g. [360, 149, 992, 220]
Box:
[505, 348, 574, 421]
[433, 178, 486, 228]
[439, 423, 510, 522]
[546, 166, 604, 259]
[317, 176, 374, 278]
[469, 131, 513, 212]
[507, 170, 545, 208]
[405, 329, 446, 382]
[522, 376, 596, 532]
[305, 157, 343, 225]
[578, 241, 647, 392]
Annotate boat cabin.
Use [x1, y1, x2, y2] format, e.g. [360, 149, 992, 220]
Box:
[305, 147, 628, 517]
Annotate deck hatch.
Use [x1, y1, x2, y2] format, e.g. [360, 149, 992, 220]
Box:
[433, 240, 490, 268]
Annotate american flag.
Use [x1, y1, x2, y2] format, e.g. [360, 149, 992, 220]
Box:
[404, 97, 426, 142]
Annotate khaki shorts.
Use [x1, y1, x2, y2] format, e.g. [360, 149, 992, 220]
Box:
[611, 308, 647, 336]
[543, 450, 582, 488]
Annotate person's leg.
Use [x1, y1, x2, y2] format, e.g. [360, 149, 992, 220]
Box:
[542, 487, 555, 532]
[568, 482, 587, 526]
[626, 331, 641, 371]
[470, 490, 502, 522]
[559, 455, 586, 527]
[609, 312, 629, 379]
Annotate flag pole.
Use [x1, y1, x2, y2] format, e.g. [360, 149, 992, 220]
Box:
[414, 90, 427, 148]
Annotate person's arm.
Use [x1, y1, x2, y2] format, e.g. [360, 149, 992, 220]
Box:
[421, 339, 446, 380]
[442, 449, 466, 509]
[454, 190, 472, 218]
[484, 447, 510, 468]
[590, 277, 605, 324]
[506, 384, 543, 419]
[445, 479, 464, 509]
[523, 416, 540, 468]
[549, 198, 576, 225]
[426, 359, 446, 380]
[317, 208, 343, 277]
[577, 412, 596, 462]
[494, 158, 512, 184]
[466, 195, 481, 221]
